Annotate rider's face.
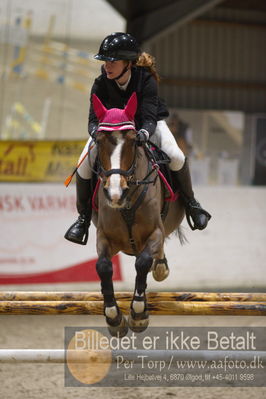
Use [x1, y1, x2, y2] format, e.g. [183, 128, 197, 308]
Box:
[104, 60, 126, 79]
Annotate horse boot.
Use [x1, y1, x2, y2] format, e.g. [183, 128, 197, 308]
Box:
[64, 173, 92, 245]
[171, 158, 211, 230]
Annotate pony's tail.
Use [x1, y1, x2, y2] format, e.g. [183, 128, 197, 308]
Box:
[135, 52, 160, 82]
[176, 226, 188, 246]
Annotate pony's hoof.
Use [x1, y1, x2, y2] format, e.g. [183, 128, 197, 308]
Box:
[107, 313, 128, 338]
[128, 311, 149, 333]
[152, 258, 169, 281]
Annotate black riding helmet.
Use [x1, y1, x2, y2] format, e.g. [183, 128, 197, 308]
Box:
[94, 32, 140, 62]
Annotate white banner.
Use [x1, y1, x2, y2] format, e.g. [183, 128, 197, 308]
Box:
[0, 183, 121, 285]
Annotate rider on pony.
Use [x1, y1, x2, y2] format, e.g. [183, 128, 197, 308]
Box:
[65, 32, 211, 245]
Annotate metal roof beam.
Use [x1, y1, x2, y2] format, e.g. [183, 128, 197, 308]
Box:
[127, 0, 226, 44]
[105, 0, 134, 20]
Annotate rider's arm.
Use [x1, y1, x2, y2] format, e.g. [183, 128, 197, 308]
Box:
[88, 77, 105, 138]
[138, 74, 159, 137]
[88, 86, 99, 138]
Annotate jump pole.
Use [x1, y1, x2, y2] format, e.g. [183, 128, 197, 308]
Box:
[0, 300, 266, 315]
[1, 349, 266, 363]
[1, 291, 266, 302]
[0, 292, 266, 315]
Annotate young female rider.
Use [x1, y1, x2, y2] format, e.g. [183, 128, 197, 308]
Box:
[65, 32, 211, 245]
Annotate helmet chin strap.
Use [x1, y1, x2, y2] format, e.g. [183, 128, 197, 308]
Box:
[113, 62, 130, 81]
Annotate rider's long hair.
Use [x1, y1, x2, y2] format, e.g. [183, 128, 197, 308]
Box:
[134, 52, 160, 83]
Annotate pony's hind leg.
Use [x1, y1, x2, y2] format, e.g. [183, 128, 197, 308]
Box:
[96, 255, 128, 337]
[151, 256, 169, 281]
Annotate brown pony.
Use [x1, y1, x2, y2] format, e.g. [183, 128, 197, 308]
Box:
[91, 92, 185, 337]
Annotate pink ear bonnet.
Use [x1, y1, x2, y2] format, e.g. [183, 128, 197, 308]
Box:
[92, 92, 137, 132]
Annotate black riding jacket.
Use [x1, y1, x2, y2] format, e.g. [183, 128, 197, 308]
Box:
[88, 66, 169, 136]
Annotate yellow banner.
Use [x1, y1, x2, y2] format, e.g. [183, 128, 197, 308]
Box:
[0, 140, 86, 182]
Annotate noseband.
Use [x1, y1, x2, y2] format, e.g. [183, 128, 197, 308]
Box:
[99, 159, 136, 179]
[98, 141, 137, 181]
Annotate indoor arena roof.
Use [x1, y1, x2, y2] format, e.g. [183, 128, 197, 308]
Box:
[106, 0, 266, 43]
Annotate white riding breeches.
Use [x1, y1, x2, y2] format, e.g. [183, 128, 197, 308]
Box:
[77, 138, 97, 180]
[150, 120, 185, 171]
[77, 120, 185, 180]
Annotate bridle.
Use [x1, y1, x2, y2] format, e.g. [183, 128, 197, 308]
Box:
[98, 147, 137, 181]
[97, 140, 159, 188]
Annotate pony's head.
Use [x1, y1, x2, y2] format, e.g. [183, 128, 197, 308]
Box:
[93, 92, 138, 208]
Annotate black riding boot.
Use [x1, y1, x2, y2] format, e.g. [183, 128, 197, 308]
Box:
[171, 158, 211, 230]
[64, 173, 92, 245]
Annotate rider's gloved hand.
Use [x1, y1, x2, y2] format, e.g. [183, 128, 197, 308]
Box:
[136, 129, 149, 145]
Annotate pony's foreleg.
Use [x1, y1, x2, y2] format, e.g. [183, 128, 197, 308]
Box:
[129, 228, 164, 333]
[96, 255, 128, 337]
[96, 234, 128, 337]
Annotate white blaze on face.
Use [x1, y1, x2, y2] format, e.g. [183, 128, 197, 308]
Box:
[109, 133, 124, 202]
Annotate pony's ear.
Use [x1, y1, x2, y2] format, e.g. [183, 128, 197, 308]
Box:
[125, 92, 137, 121]
[92, 94, 107, 121]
